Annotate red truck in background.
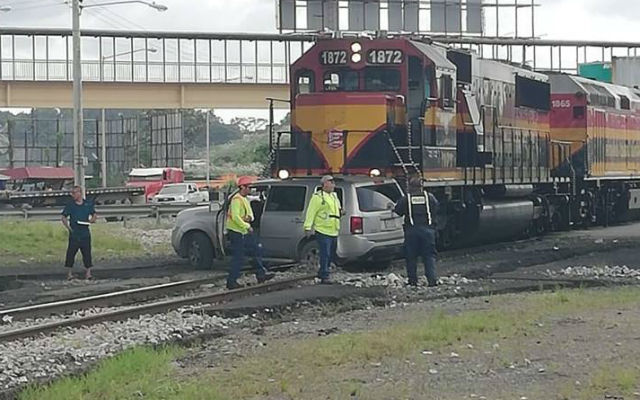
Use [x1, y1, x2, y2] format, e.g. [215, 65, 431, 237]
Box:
[126, 167, 185, 202]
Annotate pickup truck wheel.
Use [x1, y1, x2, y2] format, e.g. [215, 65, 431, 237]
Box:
[187, 232, 214, 269]
[299, 240, 320, 271]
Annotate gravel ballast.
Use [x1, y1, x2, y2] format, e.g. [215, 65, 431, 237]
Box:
[0, 309, 245, 390]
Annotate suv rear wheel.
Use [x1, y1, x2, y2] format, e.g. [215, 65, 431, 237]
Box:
[299, 240, 320, 271]
[186, 232, 214, 269]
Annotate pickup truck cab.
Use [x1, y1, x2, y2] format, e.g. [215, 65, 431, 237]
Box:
[126, 167, 185, 202]
[151, 183, 208, 204]
[171, 176, 405, 269]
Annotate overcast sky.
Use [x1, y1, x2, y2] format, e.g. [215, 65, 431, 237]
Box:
[2, 0, 639, 120]
[2, 0, 637, 40]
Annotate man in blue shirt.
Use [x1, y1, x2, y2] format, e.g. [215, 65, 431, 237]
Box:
[61, 186, 97, 280]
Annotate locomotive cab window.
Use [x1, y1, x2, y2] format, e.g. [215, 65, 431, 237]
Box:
[620, 95, 631, 110]
[296, 70, 315, 95]
[364, 68, 401, 91]
[440, 74, 454, 109]
[573, 106, 585, 119]
[323, 70, 359, 92]
[516, 75, 550, 111]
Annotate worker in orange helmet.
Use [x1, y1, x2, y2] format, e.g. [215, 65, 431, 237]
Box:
[225, 176, 275, 289]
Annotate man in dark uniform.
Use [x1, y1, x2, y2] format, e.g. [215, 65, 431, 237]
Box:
[393, 177, 439, 287]
[61, 186, 97, 280]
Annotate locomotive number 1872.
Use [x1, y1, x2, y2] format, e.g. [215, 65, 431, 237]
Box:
[367, 49, 403, 64]
[320, 50, 347, 65]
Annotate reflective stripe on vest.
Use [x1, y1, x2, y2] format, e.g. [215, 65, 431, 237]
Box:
[407, 191, 432, 226]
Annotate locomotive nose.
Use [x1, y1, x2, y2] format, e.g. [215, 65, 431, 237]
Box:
[293, 92, 403, 174]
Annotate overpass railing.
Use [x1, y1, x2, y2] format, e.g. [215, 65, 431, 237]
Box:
[2, 28, 640, 83]
[0, 29, 315, 84]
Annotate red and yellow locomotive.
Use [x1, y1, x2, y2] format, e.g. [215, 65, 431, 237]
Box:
[270, 35, 640, 246]
[549, 73, 640, 225]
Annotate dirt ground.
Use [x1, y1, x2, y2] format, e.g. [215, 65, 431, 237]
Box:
[166, 222, 640, 400]
[3, 221, 640, 309]
[178, 286, 640, 400]
[6, 221, 640, 399]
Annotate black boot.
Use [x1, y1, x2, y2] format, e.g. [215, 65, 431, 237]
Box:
[226, 281, 245, 290]
[257, 272, 275, 284]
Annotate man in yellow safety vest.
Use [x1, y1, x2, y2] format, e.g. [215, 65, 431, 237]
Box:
[304, 175, 341, 284]
[226, 176, 274, 290]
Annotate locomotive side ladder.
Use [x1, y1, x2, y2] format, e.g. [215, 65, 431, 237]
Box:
[385, 120, 423, 186]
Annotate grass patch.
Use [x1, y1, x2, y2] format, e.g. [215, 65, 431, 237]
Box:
[21, 287, 640, 399]
[0, 220, 144, 266]
[558, 363, 640, 400]
[205, 287, 640, 398]
[18, 347, 224, 400]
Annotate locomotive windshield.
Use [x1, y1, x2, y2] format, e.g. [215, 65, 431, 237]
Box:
[364, 68, 401, 91]
[321, 68, 401, 92]
[323, 70, 359, 92]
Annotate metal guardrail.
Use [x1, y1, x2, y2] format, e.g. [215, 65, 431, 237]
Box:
[0, 203, 215, 221]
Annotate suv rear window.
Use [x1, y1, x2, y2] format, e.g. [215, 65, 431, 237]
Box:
[265, 186, 307, 212]
[356, 183, 402, 212]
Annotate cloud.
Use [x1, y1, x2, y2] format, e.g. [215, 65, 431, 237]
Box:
[3, 0, 277, 32]
[582, 0, 640, 20]
[2, 0, 638, 43]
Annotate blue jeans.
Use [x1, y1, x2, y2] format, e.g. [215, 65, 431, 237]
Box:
[404, 225, 437, 285]
[227, 231, 268, 285]
[316, 232, 337, 280]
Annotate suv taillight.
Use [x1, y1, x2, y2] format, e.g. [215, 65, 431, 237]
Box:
[350, 216, 363, 234]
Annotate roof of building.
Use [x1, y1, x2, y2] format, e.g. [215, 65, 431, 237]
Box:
[0, 167, 74, 180]
[129, 168, 166, 177]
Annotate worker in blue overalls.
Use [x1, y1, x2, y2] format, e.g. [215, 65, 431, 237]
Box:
[393, 177, 439, 287]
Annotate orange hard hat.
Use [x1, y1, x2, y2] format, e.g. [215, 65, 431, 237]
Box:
[237, 176, 254, 187]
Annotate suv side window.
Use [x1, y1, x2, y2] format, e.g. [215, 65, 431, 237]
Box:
[265, 186, 307, 212]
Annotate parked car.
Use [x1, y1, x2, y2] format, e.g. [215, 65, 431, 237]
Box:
[171, 176, 405, 269]
[152, 183, 208, 204]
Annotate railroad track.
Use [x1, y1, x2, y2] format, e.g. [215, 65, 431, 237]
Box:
[0, 273, 316, 343]
[0, 262, 300, 321]
[0, 278, 220, 321]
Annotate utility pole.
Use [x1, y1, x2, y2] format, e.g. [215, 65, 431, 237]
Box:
[206, 110, 211, 187]
[101, 109, 107, 187]
[72, 0, 85, 193]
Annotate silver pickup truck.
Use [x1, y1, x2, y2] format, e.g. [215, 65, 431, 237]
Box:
[171, 176, 405, 269]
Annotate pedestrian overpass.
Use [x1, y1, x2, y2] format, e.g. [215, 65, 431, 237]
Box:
[0, 29, 315, 109]
[1, 27, 640, 109]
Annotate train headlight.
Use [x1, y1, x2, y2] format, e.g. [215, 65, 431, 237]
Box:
[351, 42, 362, 53]
[277, 169, 290, 180]
[351, 53, 362, 63]
[369, 168, 381, 177]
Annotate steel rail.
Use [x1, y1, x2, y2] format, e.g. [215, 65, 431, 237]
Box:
[0, 262, 300, 321]
[0, 273, 316, 342]
[0, 278, 218, 321]
[489, 275, 638, 285]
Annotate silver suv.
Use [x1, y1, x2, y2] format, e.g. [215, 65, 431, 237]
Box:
[171, 176, 405, 269]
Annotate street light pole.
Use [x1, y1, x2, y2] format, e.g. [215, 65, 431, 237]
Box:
[72, 0, 84, 193]
[70, 0, 166, 194]
[206, 110, 211, 187]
